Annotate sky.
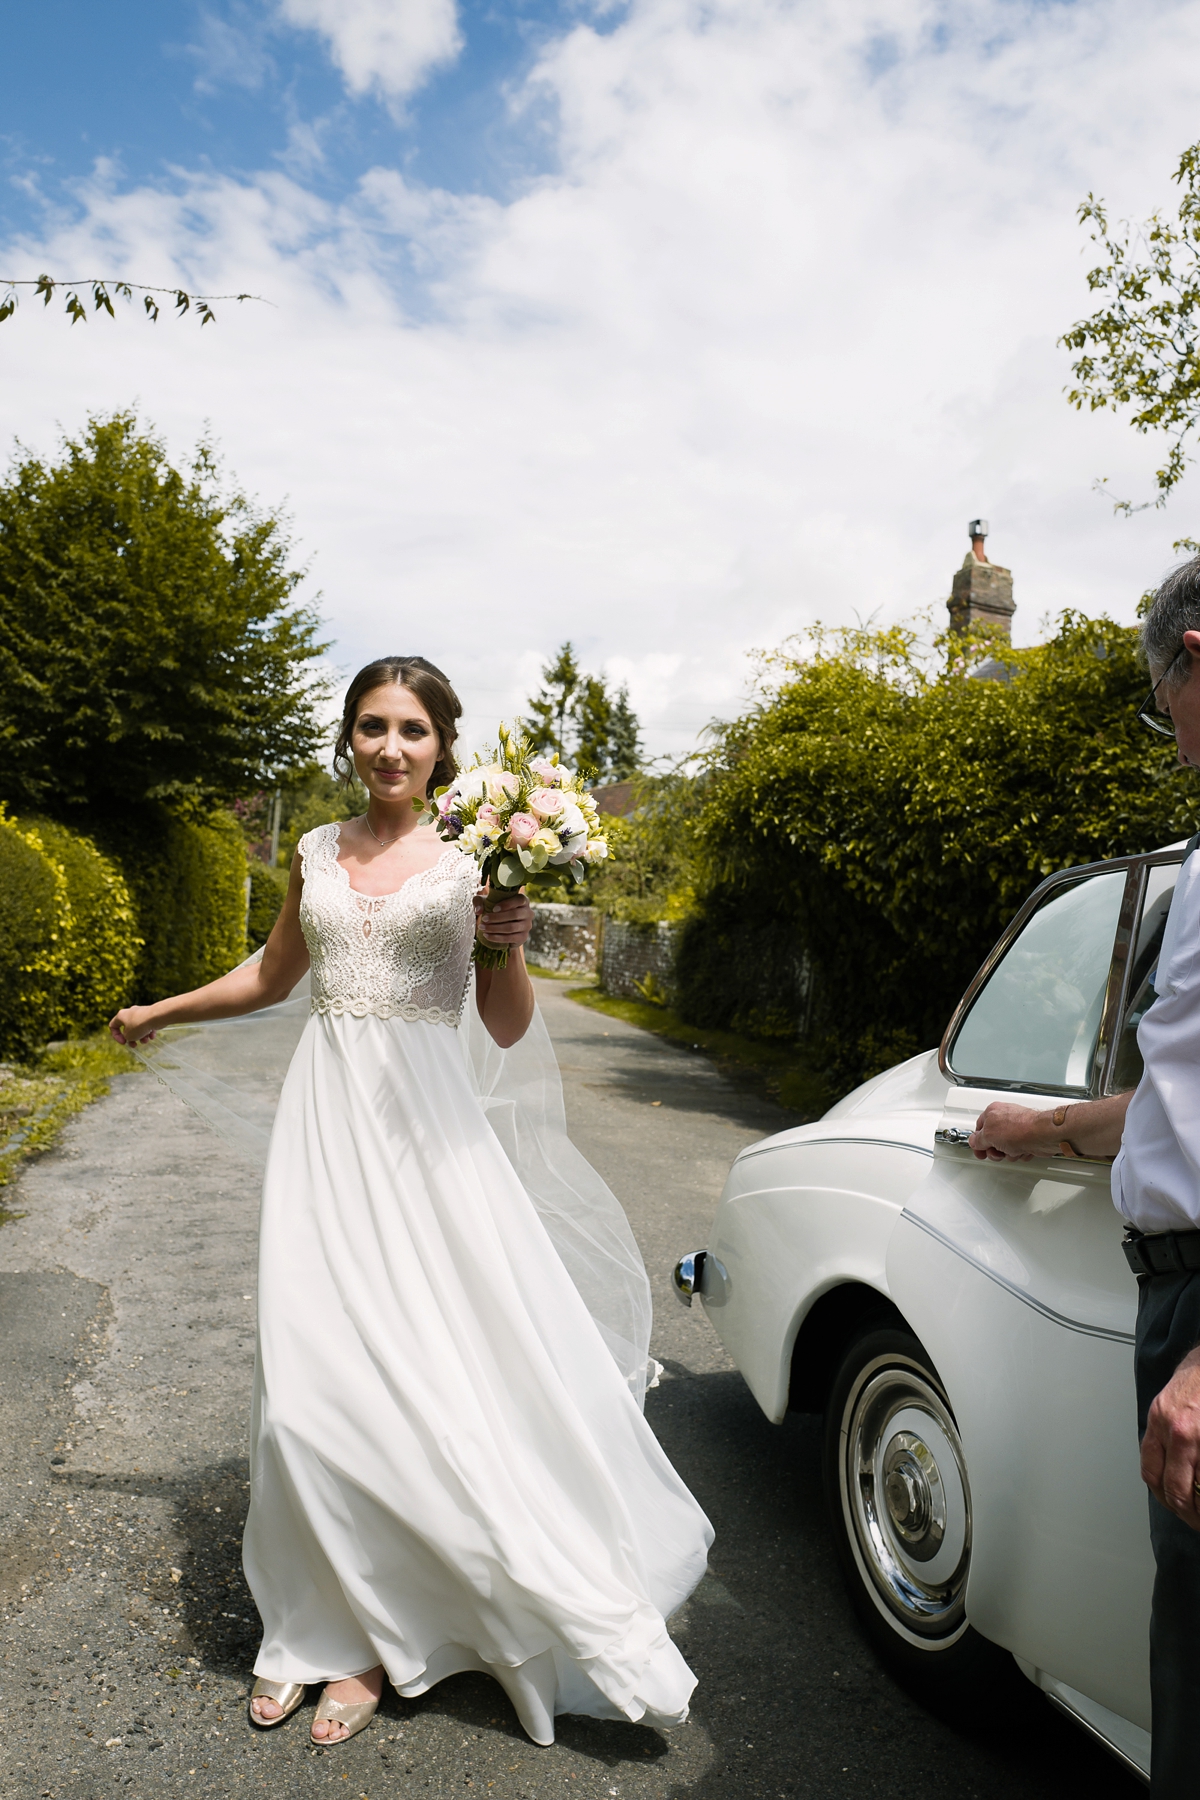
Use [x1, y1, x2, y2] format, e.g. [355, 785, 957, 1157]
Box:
[4, 0, 1200, 761]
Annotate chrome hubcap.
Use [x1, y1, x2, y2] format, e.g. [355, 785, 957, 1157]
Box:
[840, 1356, 971, 1641]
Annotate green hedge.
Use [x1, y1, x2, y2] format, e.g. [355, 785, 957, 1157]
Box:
[21, 817, 142, 1032]
[248, 862, 289, 951]
[99, 808, 249, 999]
[0, 804, 249, 1056]
[0, 812, 71, 1058]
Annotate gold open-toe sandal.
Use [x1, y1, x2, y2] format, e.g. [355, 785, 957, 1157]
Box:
[310, 1689, 379, 1746]
[248, 1678, 306, 1729]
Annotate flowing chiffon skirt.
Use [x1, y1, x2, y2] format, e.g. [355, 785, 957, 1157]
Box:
[243, 1010, 713, 1743]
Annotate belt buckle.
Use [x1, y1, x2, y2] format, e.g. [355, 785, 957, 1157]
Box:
[1122, 1232, 1149, 1276]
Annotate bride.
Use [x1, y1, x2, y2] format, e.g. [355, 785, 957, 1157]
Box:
[109, 655, 712, 1750]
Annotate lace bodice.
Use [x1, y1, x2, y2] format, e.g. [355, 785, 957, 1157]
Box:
[298, 823, 478, 1025]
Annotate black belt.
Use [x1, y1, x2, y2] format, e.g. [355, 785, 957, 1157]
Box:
[1123, 1230, 1200, 1277]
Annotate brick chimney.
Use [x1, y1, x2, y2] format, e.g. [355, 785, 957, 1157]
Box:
[947, 518, 1015, 636]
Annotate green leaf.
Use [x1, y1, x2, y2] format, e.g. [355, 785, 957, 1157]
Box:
[493, 852, 526, 888]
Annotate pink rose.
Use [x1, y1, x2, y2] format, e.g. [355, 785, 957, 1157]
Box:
[485, 771, 519, 805]
[477, 803, 502, 830]
[507, 812, 540, 847]
[529, 758, 564, 786]
[527, 786, 565, 820]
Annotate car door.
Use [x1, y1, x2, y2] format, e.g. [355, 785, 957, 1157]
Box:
[886, 850, 1183, 1732]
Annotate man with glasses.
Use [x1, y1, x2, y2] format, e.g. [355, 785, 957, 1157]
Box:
[970, 565, 1200, 1798]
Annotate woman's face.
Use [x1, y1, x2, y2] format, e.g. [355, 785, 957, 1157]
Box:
[350, 684, 441, 808]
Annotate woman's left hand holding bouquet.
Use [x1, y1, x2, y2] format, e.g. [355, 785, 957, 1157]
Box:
[475, 890, 533, 951]
[473, 888, 535, 1048]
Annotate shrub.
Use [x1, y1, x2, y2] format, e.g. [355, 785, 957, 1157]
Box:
[0, 811, 71, 1057]
[685, 614, 1197, 1088]
[97, 806, 249, 999]
[585, 774, 705, 920]
[21, 817, 141, 1032]
[248, 862, 290, 950]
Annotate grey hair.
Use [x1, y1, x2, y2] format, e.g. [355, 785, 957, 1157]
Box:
[1141, 555, 1200, 688]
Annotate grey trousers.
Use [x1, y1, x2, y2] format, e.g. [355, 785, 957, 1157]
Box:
[1136, 1268, 1200, 1797]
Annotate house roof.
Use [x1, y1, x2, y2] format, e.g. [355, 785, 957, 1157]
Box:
[590, 779, 637, 818]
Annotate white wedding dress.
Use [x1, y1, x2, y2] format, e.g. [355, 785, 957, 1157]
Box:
[234, 823, 712, 1744]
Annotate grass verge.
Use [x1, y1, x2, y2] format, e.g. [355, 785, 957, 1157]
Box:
[0, 1032, 141, 1211]
[561, 982, 833, 1117]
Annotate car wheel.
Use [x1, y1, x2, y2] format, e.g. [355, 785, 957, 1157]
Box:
[823, 1324, 1009, 1702]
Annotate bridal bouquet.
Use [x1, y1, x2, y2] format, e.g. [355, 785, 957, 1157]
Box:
[429, 725, 611, 968]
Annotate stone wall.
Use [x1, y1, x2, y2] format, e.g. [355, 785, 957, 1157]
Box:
[599, 919, 681, 1001]
[527, 905, 683, 998]
[526, 904, 601, 976]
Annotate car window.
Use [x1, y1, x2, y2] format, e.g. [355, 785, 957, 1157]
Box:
[1109, 863, 1181, 1092]
[948, 869, 1126, 1091]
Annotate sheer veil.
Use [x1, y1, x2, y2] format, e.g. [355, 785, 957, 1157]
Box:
[134, 958, 658, 1407]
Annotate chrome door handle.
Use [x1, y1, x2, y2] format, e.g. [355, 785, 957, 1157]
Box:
[934, 1126, 974, 1147]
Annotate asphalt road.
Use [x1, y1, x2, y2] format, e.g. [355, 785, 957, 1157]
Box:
[0, 975, 1142, 1800]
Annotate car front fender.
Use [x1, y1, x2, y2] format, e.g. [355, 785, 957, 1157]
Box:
[703, 1135, 936, 1423]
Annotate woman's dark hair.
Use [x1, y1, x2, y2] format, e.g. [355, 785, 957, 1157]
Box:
[333, 656, 461, 796]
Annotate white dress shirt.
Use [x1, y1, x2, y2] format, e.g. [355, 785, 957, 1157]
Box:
[1113, 846, 1200, 1233]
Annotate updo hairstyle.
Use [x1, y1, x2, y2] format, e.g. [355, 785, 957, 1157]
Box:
[333, 656, 461, 797]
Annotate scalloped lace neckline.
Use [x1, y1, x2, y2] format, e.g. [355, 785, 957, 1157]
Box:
[332, 827, 458, 901]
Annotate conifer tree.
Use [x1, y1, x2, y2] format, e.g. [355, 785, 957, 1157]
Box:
[608, 684, 643, 779]
[521, 645, 644, 777]
[522, 643, 581, 760]
[572, 676, 615, 779]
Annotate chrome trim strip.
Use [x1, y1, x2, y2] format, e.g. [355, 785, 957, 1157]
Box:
[735, 1135, 936, 1166]
[1044, 1693, 1150, 1786]
[900, 1209, 1135, 1345]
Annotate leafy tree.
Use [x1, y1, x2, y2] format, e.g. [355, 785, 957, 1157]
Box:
[522, 642, 581, 760]
[587, 772, 704, 923]
[0, 412, 329, 821]
[1061, 140, 1200, 510]
[275, 767, 368, 867]
[680, 615, 1196, 1086]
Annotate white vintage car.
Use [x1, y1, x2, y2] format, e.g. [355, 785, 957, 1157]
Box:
[674, 841, 1189, 1783]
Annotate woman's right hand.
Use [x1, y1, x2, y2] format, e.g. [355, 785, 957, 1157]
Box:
[108, 1005, 160, 1046]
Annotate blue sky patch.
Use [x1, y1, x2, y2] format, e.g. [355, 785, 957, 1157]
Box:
[0, 0, 593, 243]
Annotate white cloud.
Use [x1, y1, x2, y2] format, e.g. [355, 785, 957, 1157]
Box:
[188, 10, 275, 93]
[4, 0, 1200, 763]
[278, 0, 462, 102]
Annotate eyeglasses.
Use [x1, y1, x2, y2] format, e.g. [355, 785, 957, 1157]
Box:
[1136, 647, 1188, 738]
